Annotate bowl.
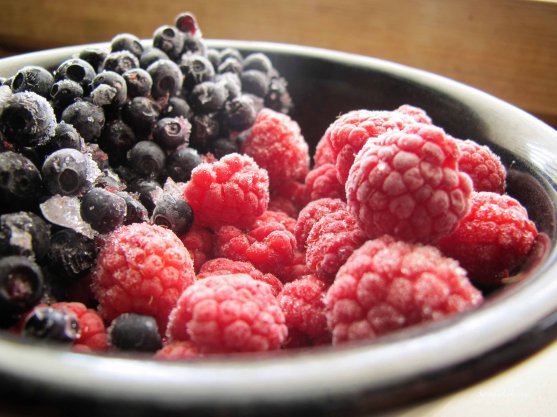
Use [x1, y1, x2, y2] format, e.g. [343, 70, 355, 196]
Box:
[1, 40, 557, 417]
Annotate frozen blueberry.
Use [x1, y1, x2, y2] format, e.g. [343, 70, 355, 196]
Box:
[152, 25, 184, 61]
[101, 50, 140, 75]
[223, 94, 258, 131]
[190, 112, 220, 152]
[241, 69, 269, 97]
[11, 65, 54, 98]
[91, 71, 128, 108]
[153, 117, 191, 150]
[218, 57, 242, 75]
[179, 54, 214, 92]
[80, 188, 127, 234]
[127, 141, 166, 179]
[181, 34, 206, 56]
[0, 256, 44, 316]
[152, 193, 193, 235]
[61, 100, 105, 143]
[147, 58, 183, 99]
[98, 119, 137, 167]
[108, 313, 162, 352]
[126, 179, 162, 215]
[78, 47, 108, 73]
[242, 53, 273, 74]
[165, 146, 202, 183]
[43, 121, 85, 155]
[218, 48, 243, 63]
[54, 58, 96, 92]
[161, 96, 192, 120]
[111, 33, 144, 58]
[0, 151, 43, 214]
[139, 47, 169, 70]
[121, 96, 160, 138]
[211, 137, 240, 159]
[50, 79, 84, 113]
[206, 48, 221, 71]
[188, 80, 228, 113]
[0, 211, 51, 261]
[122, 67, 153, 98]
[22, 305, 80, 344]
[115, 191, 149, 225]
[47, 228, 98, 278]
[215, 72, 241, 99]
[41, 148, 91, 196]
[265, 76, 292, 114]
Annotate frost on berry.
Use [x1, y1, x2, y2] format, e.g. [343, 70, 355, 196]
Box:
[179, 223, 215, 273]
[294, 198, 347, 251]
[303, 163, 345, 202]
[456, 139, 506, 194]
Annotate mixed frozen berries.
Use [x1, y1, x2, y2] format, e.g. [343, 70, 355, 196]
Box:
[0, 11, 544, 360]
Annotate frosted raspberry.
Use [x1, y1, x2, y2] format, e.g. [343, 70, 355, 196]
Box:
[279, 249, 311, 283]
[255, 210, 297, 235]
[180, 224, 215, 273]
[395, 104, 433, 125]
[346, 123, 473, 243]
[271, 179, 308, 215]
[154, 341, 202, 360]
[294, 198, 347, 251]
[91, 223, 195, 333]
[305, 210, 367, 281]
[197, 258, 283, 296]
[166, 274, 287, 353]
[314, 133, 336, 167]
[183, 152, 269, 230]
[437, 191, 538, 286]
[326, 236, 483, 344]
[456, 139, 506, 194]
[303, 163, 345, 202]
[278, 275, 330, 345]
[241, 108, 310, 188]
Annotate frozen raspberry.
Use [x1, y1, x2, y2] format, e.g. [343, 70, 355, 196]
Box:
[313, 133, 336, 167]
[197, 258, 283, 296]
[294, 198, 347, 251]
[278, 275, 330, 345]
[437, 191, 538, 286]
[326, 236, 483, 344]
[267, 195, 299, 218]
[255, 210, 296, 235]
[304, 163, 345, 202]
[215, 220, 296, 281]
[241, 108, 310, 188]
[280, 249, 311, 283]
[166, 274, 287, 353]
[154, 340, 202, 360]
[180, 224, 215, 273]
[91, 223, 195, 333]
[346, 123, 473, 244]
[456, 139, 506, 194]
[305, 210, 367, 281]
[271, 180, 308, 215]
[395, 104, 433, 125]
[183, 153, 269, 230]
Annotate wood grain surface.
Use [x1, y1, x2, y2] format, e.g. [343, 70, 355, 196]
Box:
[0, 0, 555, 125]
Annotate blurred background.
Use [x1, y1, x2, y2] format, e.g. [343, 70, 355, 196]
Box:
[0, 0, 555, 127]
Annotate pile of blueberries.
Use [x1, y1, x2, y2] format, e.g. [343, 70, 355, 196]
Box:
[0, 12, 292, 336]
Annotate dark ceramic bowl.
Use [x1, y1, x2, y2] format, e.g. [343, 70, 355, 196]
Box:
[1, 40, 557, 417]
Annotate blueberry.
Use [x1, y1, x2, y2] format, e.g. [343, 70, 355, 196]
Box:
[126, 179, 162, 214]
[152, 25, 184, 61]
[115, 191, 149, 225]
[111, 33, 144, 58]
[181, 35, 206, 56]
[0, 212, 51, 261]
[215, 72, 241, 100]
[101, 50, 140, 75]
[22, 305, 80, 344]
[0, 256, 44, 315]
[153, 117, 191, 150]
[61, 100, 105, 143]
[11, 65, 54, 98]
[54, 58, 96, 92]
[223, 94, 258, 131]
[121, 96, 160, 138]
[41, 148, 91, 196]
[139, 47, 169, 70]
[218, 57, 242, 76]
[265, 76, 292, 114]
[211, 137, 240, 159]
[242, 53, 273, 74]
[43, 121, 85, 155]
[80, 188, 127, 234]
[161, 96, 192, 120]
[218, 48, 243, 64]
[188, 81, 228, 113]
[147, 58, 183, 99]
[47, 228, 98, 278]
[241, 69, 269, 98]
[98, 119, 137, 166]
[179, 54, 215, 92]
[165, 146, 202, 182]
[108, 313, 162, 352]
[50, 79, 84, 113]
[0, 91, 56, 148]
[190, 112, 220, 152]
[91, 71, 128, 108]
[127, 140, 166, 179]
[78, 47, 108, 73]
[0, 151, 43, 214]
[122, 67, 153, 98]
[152, 193, 193, 235]
[206, 48, 221, 71]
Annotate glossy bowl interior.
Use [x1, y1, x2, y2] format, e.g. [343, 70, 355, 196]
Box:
[1, 40, 557, 417]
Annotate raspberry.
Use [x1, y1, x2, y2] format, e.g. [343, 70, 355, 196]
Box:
[91, 223, 195, 333]
[305, 210, 367, 281]
[241, 108, 310, 188]
[303, 163, 345, 202]
[437, 191, 538, 286]
[277, 275, 330, 345]
[267, 195, 299, 218]
[154, 340, 202, 360]
[326, 236, 483, 344]
[456, 139, 506, 194]
[183, 153, 269, 230]
[197, 258, 283, 296]
[346, 123, 473, 243]
[395, 104, 433, 125]
[313, 133, 336, 167]
[280, 249, 311, 283]
[255, 210, 297, 235]
[294, 198, 347, 251]
[271, 180, 308, 215]
[166, 274, 287, 353]
[179, 224, 215, 273]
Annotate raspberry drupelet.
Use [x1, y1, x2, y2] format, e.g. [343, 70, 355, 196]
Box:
[166, 273, 287, 353]
[346, 123, 473, 244]
[437, 191, 538, 286]
[294, 198, 347, 251]
[154, 340, 202, 360]
[303, 163, 345, 202]
[91, 223, 196, 334]
[456, 139, 506, 194]
[326, 235, 483, 344]
[183, 152, 269, 230]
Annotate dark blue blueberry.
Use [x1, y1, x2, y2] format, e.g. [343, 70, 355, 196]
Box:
[139, 47, 169, 70]
[0, 91, 56, 148]
[152, 25, 184, 61]
[242, 53, 273, 74]
[127, 140, 166, 179]
[0, 151, 43, 214]
[215, 72, 241, 100]
[43, 121, 85, 155]
[0, 212, 51, 261]
[265, 76, 293, 114]
[0, 256, 44, 315]
[218, 48, 243, 64]
[80, 188, 127, 234]
[101, 50, 140, 75]
[54, 58, 96, 93]
[153, 117, 191, 150]
[108, 313, 162, 352]
[78, 47, 108, 73]
[211, 137, 240, 159]
[179, 54, 215, 92]
[126, 178, 162, 215]
[147, 59, 183, 99]
[61, 100, 105, 143]
[223, 94, 258, 131]
[41, 148, 91, 196]
[98, 119, 137, 167]
[22, 305, 79, 344]
[181, 35, 206, 56]
[190, 112, 220, 152]
[161, 96, 192, 120]
[152, 192, 193, 235]
[241, 69, 269, 98]
[50, 79, 84, 114]
[91, 71, 128, 108]
[11, 65, 54, 98]
[122, 68, 153, 98]
[218, 57, 242, 76]
[121, 96, 160, 138]
[47, 228, 98, 278]
[188, 81, 228, 113]
[111, 33, 144, 58]
[115, 191, 149, 225]
[206, 48, 221, 71]
[165, 146, 202, 183]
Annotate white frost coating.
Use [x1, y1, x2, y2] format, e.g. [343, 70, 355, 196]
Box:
[84, 153, 103, 185]
[40, 195, 98, 239]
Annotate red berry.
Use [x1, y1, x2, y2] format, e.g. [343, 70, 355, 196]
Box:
[166, 274, 287, 353]
[456, 139, 506, 194]
[294, 198, 347, 251]
[271, 180, 308, 215]
[255, 210, 297, 235]
[437, 191, 538, 286]
[154, 340, 202, 360]
[314, 132, 336, 167]
[326, 236, 483, 344]
[303, 163, 345, 202]
[180, 223, 215, 273]
[91, 223, 195, 333]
